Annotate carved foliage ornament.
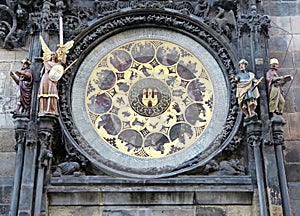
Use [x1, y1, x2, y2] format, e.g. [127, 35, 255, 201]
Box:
[0, 0, 270, 48]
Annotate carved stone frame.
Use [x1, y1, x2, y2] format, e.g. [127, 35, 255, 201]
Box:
[58, 9, 242, 178]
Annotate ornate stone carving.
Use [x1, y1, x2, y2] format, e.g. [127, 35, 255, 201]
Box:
[0, 4, 18, 48]
[203, 159, 245, 176]
[0, 1, 270, 48]
[271, 116, 286, 147]
[52, 161, 81, 177]
[37, 116, 58, 168]
[237, 4, 270, 37]
[12, 116, 29, 151]
[51, 138, 89, 177]
[225, 133, 243, 152]
[244, 115, 262, 147]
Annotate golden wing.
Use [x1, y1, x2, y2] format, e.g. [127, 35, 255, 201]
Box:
[57, 40, 74, 55]
[63, 40, 74, 53]
[40, 36, 52, 62]
[56, 40, 74, 61]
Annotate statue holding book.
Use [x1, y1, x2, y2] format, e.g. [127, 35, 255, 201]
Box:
[266, 58, 293, 117]
[234, 59, 262, 118]
[10, 58, 34, 115]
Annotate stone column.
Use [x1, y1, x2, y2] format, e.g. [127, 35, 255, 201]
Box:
[34, 115, 58, 215]
[10, 116, 29, 216]
[244, 116, 268, 216]
[271, 116, 291, 216]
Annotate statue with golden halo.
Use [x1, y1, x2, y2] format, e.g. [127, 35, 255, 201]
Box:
[38, 35, 74, 116]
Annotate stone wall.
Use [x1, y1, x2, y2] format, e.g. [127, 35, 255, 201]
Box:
[0, 49, 30, 175]
[46, 176, 258, 216]
[264, 1, 300, 215]
[0, 49, 29, 215]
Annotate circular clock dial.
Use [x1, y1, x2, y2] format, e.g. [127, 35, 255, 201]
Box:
[85, 40, 214, 158]
[72, 28, 229, 177]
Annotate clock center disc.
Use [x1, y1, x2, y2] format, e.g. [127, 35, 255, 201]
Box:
[129, 78, 171, 117]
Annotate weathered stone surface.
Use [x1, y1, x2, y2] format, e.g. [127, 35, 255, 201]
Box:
[0, 152, 15, 176]
[290, 17, 300, 34]
[48, 205, 253, 216]
[292, 36, 300, 53]
[284, 141, 300, 163]
[194, 192, 252, 205]
[289, 183, 300, 216]
[196, 206, 253, 216]
[268, 37, 290, 52]
[283, 89, 296, 113]
[269, 16, 292, 35]
[142, 207, 194, 216]
[0, 177, 13, 216]
[295, 89, 300, 112]
[265, 2, 300, 17]
[48, 206, 101, 216]
[102, 207, 195, 216]
[48, 192, 103, 206]
[285, 164, 300, 182]
[289, 183, 300, 200]
[0, 128, 15, 152]
[0, 63, 11, 71]
[295, 54, 300, 68]
[0, 205, 10, 215]
[47, 176, 254, 212]
[285, 113, 300, 140]
[283, 113, 291, 139]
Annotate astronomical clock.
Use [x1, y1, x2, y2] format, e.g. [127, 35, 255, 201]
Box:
[65, 26, 239, 178]
[59, 8, 241, 178]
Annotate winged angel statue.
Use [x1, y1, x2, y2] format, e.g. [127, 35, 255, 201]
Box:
[38, 36, 74, 116]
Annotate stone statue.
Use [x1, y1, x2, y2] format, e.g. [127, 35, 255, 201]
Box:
[234, 59, 262, 118]
[10, 58, 34, 115]
[52, 161, 81, 177]
[203, 159, 245, 176]
[266, 58, 292, 117]
[38, 36, 74, 116]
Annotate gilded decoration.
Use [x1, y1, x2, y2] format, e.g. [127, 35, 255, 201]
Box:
[85, 40, 214, 158]
[71, 27, 230, 177]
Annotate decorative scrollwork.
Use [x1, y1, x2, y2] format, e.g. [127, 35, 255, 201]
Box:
[247, 134, 261, 147]
[14, 131, 26, 151]
[271, 116, 286, 146]
[237, 10, 270, 37]
[0, 4, 17, 48]
[0, 1, 270, 48]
